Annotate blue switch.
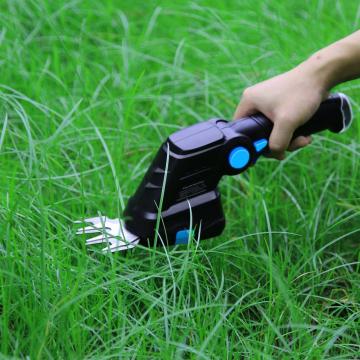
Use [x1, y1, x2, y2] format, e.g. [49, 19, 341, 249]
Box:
[228, 147, 250, 169]
[175, 230, 190, 245]
[254, 139, 268, 152]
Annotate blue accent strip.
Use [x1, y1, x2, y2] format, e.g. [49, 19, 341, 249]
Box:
[228, 147, 250, 169]
[254, 139, 268, 152]
[175, 230, 190, 245]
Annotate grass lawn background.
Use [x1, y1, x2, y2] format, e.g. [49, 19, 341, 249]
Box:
[0, 0, 359, 358]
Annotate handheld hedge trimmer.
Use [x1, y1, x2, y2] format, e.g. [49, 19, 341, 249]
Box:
[75, 93, 353, 252]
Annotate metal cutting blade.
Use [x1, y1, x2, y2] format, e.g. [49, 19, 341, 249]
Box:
[75, 216, 139, 252]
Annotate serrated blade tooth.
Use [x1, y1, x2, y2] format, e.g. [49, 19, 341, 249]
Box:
[102, 238, 140, 253]
[74, 216, 107, 226]
[76, 225, 110, 235]
[85, 233, 111, 245]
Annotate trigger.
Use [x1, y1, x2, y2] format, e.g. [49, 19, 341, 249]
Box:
[254, 139, 268, 152]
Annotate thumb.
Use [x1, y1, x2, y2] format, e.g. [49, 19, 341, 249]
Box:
[269, 120, 295, 159]
[233, 97, 255, 120]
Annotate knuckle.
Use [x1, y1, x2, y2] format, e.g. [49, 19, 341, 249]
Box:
[275, 112, 292, 124]
[270, 142, 284, 153]
[242, 87, 254, 100]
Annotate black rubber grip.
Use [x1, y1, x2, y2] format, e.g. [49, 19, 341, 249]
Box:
[231, 92, 352, 143]
[293, 93, 352, 138]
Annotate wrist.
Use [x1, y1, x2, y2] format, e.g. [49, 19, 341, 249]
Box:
[293, 57, 331, 99]
[300, 41, 357, 91]
[300, 55, 336, 93]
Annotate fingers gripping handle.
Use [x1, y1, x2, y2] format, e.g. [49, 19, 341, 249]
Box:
[231, 92, 353, 150]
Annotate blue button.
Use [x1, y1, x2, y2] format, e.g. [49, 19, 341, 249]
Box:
[254, 139, 268, 152]
[176, 230, 190, 245]
[228, 147, 250, 169]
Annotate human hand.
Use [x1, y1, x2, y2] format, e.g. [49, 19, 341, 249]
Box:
[233, 64, 328, 159]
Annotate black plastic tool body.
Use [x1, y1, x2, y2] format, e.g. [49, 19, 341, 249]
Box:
[124, 93, 352, 246]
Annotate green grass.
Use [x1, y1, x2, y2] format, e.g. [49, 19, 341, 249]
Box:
[0, 0, 360, 358]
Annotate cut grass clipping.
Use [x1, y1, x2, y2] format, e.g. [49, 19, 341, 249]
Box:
[0, 1, 359, 358]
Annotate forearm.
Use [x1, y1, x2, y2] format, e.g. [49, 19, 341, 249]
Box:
[299, 31, 360, 91]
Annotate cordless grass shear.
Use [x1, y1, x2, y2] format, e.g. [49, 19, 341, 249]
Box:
[76, 93, 353, 252]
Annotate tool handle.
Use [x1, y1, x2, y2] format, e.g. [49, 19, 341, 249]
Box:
[231, 92, 352, 143]
[124, 92, 353, 246]
[293, 93, 352, 137]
